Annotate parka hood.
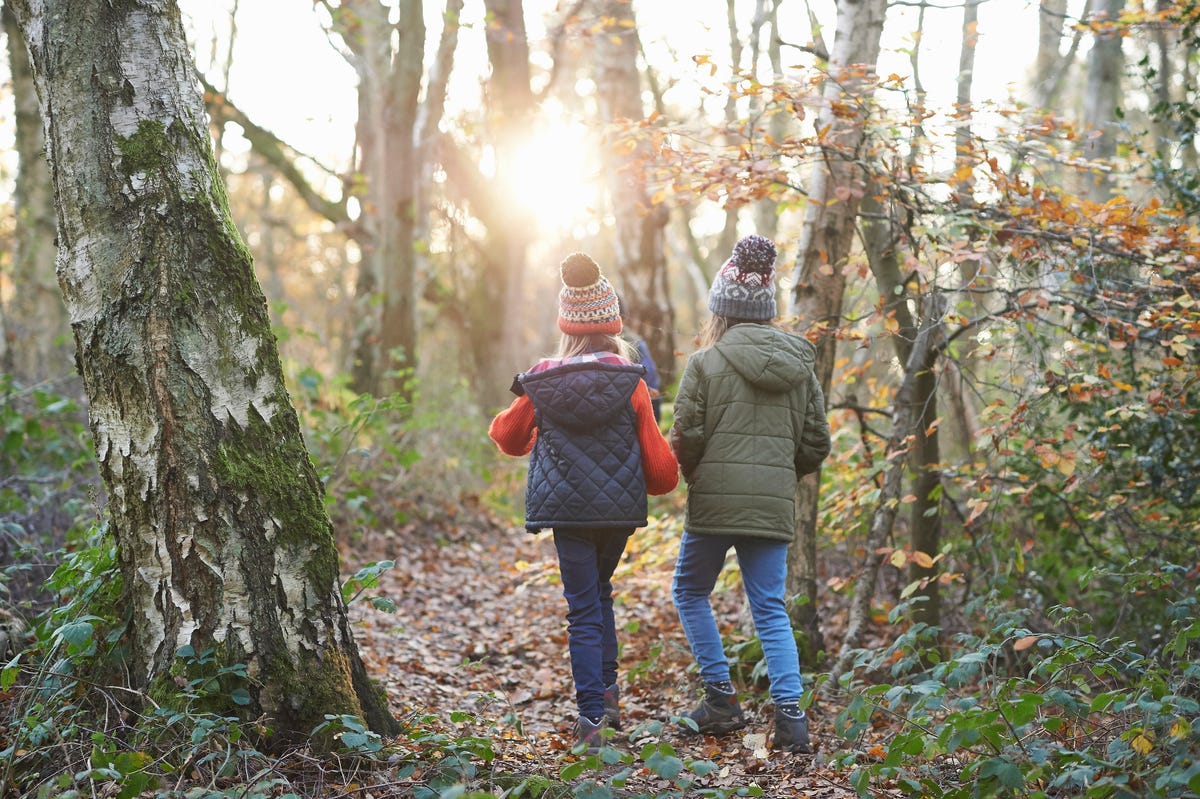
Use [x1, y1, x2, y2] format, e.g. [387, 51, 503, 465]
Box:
[712, 323, 816, 393]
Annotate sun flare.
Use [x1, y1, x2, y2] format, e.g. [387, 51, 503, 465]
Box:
[503, 117, 603, 233]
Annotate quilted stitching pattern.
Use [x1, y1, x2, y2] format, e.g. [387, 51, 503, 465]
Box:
[520, 362, 648, 531]
[671, 324, 831, 542]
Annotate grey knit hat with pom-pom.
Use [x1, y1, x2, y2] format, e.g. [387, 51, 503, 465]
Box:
[707, 234, 778, 320]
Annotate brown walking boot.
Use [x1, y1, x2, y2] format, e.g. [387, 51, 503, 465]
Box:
[680, 682, 746, 735]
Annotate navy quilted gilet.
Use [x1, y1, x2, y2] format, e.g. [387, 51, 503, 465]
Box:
[518, 360, 648, 532]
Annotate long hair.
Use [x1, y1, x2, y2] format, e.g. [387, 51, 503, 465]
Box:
[698, 315, 779, 349]
[556, 331, 637, 361]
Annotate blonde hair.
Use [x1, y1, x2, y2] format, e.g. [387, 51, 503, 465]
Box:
[698, 315, 779, 349]
[556, 332, 637, 361]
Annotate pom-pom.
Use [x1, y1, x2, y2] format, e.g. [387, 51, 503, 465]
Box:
[561, 252, 601, 288]
[732, 235, 777, 274]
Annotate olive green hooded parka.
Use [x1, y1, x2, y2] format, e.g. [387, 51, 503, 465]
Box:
[670, 323, 831, 542]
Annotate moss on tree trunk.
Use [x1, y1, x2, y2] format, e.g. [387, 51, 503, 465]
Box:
[12, 0, 398, 741]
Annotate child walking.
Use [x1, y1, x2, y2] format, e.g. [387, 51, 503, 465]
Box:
[669, 235, 831, 754]
[489, 252, 678, 751]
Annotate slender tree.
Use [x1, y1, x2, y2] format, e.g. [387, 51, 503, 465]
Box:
[10, 0, 397, 739]
[1036, 0, 1070, 107]
[594, 0, 675, 383]
[336, 0, 425, 395]
[750, 0, 786, 240]
[2, 2, 69, 385]
[788, 0, 889, 656]
[470, 0, 539, 403]
[1082, 0, 1126, 201]
[832, 298, 945, 677]
[208, 1, 462, 397]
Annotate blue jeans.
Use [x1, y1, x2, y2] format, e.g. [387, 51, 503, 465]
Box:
[671, 531, 804, 703]
[553, 528, 632, 719]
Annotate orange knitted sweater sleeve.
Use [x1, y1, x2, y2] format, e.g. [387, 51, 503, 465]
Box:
[633, 380, 679, 495]
[488, 394, 536, 456]
[490, 380, 677, 495]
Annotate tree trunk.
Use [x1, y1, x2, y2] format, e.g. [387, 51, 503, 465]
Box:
[945, 0, 982, 460]
[832, 300, 945, 680]
[476, 0, 538, 409]
[1038, 0, 1092, 113]
[940, 0, 983, 460]
[2, 2, 71, 385]
[1035, 0, 1069, 107]
[1150, 0, 1174, 152]
[752, 0, 786, 240]
[787, 0, 888, 659]
[11, 0, 397, 740]
[718, 0, 744, 262]
[860, 187, 943, 631]
[343, 0, 424, 397]
[594, 0, 675, 385]
[1082, 0, 1125, 202]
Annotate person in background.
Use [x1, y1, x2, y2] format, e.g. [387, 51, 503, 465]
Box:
[489, 253, 679, 753]
[617, 293, 663, 422]
[668, 235, 832, 754]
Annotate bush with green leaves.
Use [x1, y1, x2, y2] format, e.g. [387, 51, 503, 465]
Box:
[0, 524, 391, 798]
[830, 575, 1200, 799]
[0, 374, 97, 615]
[288, 365, 496, 540]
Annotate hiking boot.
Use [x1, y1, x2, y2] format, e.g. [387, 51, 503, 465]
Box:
[572, 715, 605, 754]
[680, 682, 746, 735]
[603, 683, 621, 730]
[772, 705, 812, 753]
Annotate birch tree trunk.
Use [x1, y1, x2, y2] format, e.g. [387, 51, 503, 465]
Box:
[787, 0, 888, 658]
[594, 0, 675, 384]
[943, 0, 983, 461]
[11, 0, 397, 739]
[3, 2, 70, 384]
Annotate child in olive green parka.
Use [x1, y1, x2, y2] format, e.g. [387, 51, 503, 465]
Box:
[669, 235, 831, 754]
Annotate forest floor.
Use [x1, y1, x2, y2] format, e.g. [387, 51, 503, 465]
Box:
[345, 505, 863, 798]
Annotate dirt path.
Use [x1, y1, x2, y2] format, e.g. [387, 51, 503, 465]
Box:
[348, 514, 857, 797]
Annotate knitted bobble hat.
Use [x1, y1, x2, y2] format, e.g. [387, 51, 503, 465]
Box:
[707, 234, 778, 320]
[558, 252, 623, 335]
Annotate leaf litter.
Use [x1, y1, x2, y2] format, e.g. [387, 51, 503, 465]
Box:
[346, 508, 861, 797]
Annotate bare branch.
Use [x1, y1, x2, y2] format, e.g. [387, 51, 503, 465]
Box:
[201, 78, 353, 227]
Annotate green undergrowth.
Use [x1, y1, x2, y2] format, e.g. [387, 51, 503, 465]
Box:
[825, 569, 1200, 799]
[284, 360, 496, 543]
[0, 374, 96, 617]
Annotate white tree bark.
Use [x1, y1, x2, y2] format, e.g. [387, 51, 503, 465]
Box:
[788, 0, 889, 656]
[11, 0, 395, 738]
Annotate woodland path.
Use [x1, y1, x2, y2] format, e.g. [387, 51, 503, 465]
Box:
[347, 510, 859, 798]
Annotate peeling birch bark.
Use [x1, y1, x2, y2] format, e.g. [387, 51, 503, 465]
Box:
[10, 0, 396, 739]
[788, 0, 890, 658]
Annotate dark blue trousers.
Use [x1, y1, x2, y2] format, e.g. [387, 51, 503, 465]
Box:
[552, 528, 632, 720]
